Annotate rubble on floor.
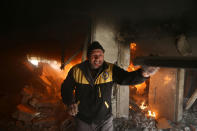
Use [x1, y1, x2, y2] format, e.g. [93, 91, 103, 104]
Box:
[7, 86, 74, 131]
[167, 104, 197, 131]
[113, 110, 157, 131]
[1, 62, 197, 131]
[2, 62, 75, 131]
[113, 101, 197, 131]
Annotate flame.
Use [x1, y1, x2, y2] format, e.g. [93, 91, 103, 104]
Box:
[26, 55, 78, 79]
[140, 101, 147, 110]
[130, 43, 137, 51]
[128, 43, 157, 119]
[28, 57, 39, 66]
[135, 82, 147, 95]
[148, 110, 156, 118]
[29, 59, 39, 66]
[26, 55, 81, 99]
[27, 56, 62, 71]
[128, 44, 147, 95]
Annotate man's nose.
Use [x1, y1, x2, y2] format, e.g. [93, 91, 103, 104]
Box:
[94, 56, 99, 59]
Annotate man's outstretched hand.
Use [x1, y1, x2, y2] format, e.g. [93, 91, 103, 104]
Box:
[67, 103, 78, 116]
[141, 66, 160, 77]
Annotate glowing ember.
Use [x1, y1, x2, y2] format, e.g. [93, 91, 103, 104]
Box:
[148, 110, 156, 118]
[140, 101, 147, 110]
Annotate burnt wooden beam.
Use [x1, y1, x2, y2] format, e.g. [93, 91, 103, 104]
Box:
[133, 56, 197, 68]
[185, 89, 197, 110]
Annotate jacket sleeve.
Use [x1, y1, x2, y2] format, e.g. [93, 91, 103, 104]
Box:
[112, 65, 148, 85]
[61, 68, 76, 106]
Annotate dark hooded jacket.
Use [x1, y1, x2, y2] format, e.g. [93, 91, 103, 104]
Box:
[61, 60, 147, 124]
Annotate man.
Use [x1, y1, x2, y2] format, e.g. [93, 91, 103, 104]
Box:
[61, 41, 158, 131]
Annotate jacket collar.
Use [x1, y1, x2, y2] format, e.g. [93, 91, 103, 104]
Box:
[78, 60, 108, 86]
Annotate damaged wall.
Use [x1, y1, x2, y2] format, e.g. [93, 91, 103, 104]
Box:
[90, 14, 197, 122]
[1, 0, 197, 129]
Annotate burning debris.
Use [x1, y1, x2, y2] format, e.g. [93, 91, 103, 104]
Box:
[114, 101, 157, 131]
[5, 56, 78, 131]
[1, 54, 196, 131]
[114, 51, 197, 131]
[114, 100, 197, 131]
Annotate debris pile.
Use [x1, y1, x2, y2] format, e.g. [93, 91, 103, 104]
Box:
[6, 62, 74, 131]
[114, 101, 197, 131]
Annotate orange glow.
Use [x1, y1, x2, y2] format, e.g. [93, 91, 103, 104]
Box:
[26, 55, 80, 79]
[46, 86, 52, 95]
[164, 75, 172, 85]
[128, 43, 146, 94]
[130, 43, 137, 51]
[140, 101, 147, 110]
[27, 56, 61, 71]
[26, 55, 81, 99]
[135, 82, 147, 95]
[128, 63, 141, 72]
[29, 59, 39, 66]
[17, 104, 37, 114]
[128, 63, 146, 94]
[73, 89, 76, 96]
[148, 110, 156, 118]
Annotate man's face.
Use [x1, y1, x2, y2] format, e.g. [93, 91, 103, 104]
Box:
[89, 49, 104, 69]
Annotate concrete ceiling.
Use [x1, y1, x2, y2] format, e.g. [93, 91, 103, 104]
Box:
[0, 0, 196, 58]
[1, 0, 196, 31]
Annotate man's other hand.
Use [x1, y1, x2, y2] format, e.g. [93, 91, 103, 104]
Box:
[142, 66, 160, 77]
[67, 103, 78, 116]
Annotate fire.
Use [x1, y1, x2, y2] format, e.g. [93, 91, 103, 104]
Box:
[135, 82, 147, 95]
[148, 110, 156, 118]
[26, 55, 79, 79]
[128, 43, 157, 120]
[140, 101, 147, 110]
[128, 43, 147, 94]
[27, 55, 61, 71]
[140, 102, 156, 119]
[29, 59, 39, 66]
[130, 43, 137, 51]
[26, 55, 81, 99]
[128, 63, 140, 71]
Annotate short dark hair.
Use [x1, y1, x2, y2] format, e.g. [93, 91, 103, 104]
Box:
[87, 41, 105, 57]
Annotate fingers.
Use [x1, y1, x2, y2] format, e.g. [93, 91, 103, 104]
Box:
[67, 104, 79, 116]
[142, 66, 160, 77]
